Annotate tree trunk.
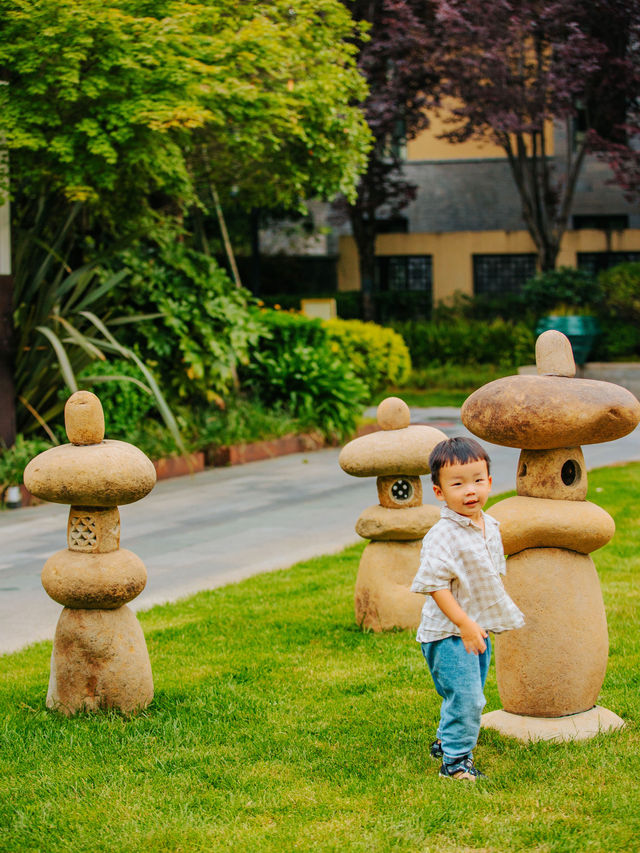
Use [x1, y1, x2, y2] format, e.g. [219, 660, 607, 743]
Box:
[539, 240, 560, 272]
[350, 212, 377, 322]
[250, 208, 261, 297]
[0, 274, 16, 446]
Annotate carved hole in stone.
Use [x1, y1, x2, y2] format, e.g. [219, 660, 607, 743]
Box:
[69, 515, 97, 551]
[390, 479, 413, 502]
[561, 459, 580, 486]
[519, 463, 527, 477]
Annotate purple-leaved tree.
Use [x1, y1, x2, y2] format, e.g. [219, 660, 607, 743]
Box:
[432, 0, 640, 270]
[335, 0, 437, 319]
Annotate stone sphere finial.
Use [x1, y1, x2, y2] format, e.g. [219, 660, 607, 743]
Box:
[377, 396, 411, 430]
[65, 391, 105, 445]
[535, 330, 576, 377]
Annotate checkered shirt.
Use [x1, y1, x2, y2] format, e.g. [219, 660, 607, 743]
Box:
[411, 505, 525, 643]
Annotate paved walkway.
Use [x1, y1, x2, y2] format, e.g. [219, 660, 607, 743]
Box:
[1, 408, 639, 654]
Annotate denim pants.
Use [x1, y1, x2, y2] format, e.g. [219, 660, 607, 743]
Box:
[421, 634, 491, 763]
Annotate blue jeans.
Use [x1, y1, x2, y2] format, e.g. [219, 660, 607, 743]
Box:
[421, 634, 491, 763]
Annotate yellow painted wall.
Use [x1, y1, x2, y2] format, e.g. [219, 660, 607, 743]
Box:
[338, 229, 640, 304]
[407, 109, 505, 161]
[407, 103, 555, 161]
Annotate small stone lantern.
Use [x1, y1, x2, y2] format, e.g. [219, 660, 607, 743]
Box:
[24, 391, 157, 715]
[462, 331, 640, 741]
[339, 397, 447, 631]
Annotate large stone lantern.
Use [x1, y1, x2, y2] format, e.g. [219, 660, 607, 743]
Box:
[339, 397, 446, 631]
[462, 331, 640, 741]
[24, 391, 157, 715]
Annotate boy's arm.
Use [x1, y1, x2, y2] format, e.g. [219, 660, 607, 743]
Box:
[430, 589, 488, 655]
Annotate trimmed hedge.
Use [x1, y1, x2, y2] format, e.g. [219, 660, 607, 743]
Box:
[324, 318, 411, 393]
[394, 317, 535, 367]
[239, 309, 368, 441]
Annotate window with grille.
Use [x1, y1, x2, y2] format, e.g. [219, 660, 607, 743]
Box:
[577, 252, 640, 276]
[473, 254, 537, 297]
[573, 214, 629, 231]
[376, 255, 433, 295]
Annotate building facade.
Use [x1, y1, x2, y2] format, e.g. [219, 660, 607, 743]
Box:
[333, 118, 640, 309]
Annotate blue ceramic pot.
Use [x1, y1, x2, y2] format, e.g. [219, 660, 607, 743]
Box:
[535, 315, 600, 365]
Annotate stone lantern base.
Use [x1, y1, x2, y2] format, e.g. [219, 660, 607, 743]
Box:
[481, 706, 625, 743]
[47, 606, 153, 715]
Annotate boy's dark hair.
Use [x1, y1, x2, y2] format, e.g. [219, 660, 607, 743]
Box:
[429, 437, 491, 487]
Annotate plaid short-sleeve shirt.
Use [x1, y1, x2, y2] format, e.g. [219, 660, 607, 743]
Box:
[411, 505, 525, 644]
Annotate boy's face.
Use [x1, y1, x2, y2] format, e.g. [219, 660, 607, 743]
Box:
[433, 458, 492, 523]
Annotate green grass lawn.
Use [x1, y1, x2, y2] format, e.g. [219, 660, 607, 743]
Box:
[2, 464, 640, 852]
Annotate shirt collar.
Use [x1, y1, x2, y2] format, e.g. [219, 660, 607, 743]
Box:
[441, 504, 498, 533]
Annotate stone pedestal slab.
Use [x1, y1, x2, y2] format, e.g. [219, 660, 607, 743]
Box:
[482, 706, 625, 743]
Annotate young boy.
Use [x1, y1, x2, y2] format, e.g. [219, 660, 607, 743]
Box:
[411, 436, 524, 781]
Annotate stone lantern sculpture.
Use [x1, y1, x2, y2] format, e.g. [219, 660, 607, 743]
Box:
[462, 331, 640, 741]
[24, 390, 157, 715]
[339, 397, 447, 631]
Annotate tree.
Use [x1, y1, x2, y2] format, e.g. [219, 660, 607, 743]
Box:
[334, 0, 436, 320]
[431, 0, 640, 271]
[0, 0, 371, 441]
[0, 0, 370, 233]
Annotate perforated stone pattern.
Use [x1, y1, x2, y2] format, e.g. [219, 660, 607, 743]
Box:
[67, 506, 121, 553]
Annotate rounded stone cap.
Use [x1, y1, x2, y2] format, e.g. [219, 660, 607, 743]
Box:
[355, 503, 440, 541]
[24, 440, 156, 505]
[65, 391, 105, 445]
[339, 424, 447, 477]
[535, 330, 576, 377]
[377, 397, 411, 430]
[462, 375, 640, 449]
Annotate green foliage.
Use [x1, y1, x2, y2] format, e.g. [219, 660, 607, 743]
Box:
[241, 309, 368, 440]
[591, 318, 640, 361]
[192, 397, 303, 449]
[375, 364, 515, 407]
[324, 318, 411, 393]
[585, 263, 640, 360]
[2, 465, 640, 850]
[394, 317, 535, 367]
[11, 204, 182, 448]
[0, 434, 52, 487]
[110, 243, 263, 406]
[78, 360, 157, 439]
[521, 267, 600, 315]
[0, 0, 370, 231]
[598, 262, 640, 323]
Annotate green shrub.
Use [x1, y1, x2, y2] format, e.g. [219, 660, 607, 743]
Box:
[324, 318, 411, 392]
[192, 397, 303, 449]
[598, 262, 640, 323]
[78, 359, 157, 438]
[251, 306, 329, 352]
[590, 318, 640, 361]
[110, 243, 262, 406]
[393, 317, 535, 367]
[521, 267, 600, 314]
[241, 309, 368, 440]
[0, 435, 53, 488]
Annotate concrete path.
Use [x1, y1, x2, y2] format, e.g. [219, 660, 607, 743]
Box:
[1, 407, 639, 655]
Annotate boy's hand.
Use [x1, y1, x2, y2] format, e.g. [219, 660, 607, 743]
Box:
[430, 589, 488, 654]
[458, 617, 488, 655]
